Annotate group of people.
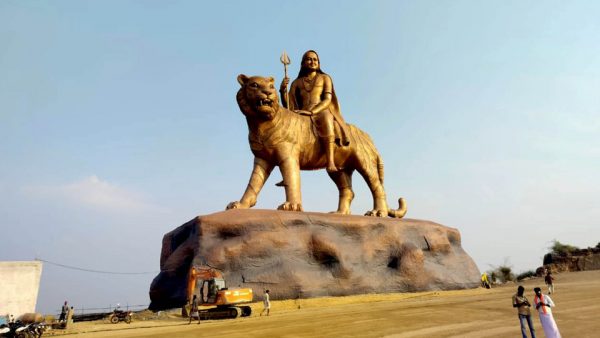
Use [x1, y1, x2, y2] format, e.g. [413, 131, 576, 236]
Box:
[57, 300, 74, 328]
[512, 272, 560, 338]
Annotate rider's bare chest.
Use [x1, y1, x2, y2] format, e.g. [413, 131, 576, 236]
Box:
[299, 77, 324, 103]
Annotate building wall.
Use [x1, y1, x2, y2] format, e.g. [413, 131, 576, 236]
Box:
[0, 261, 43, 317]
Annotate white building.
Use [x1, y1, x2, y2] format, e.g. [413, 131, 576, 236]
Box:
[0, 261, 43, 318]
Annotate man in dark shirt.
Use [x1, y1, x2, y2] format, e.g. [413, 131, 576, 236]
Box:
[59, 301, 69, 322]
[512, 286, 536, 338]
[545, 271, 555, 294]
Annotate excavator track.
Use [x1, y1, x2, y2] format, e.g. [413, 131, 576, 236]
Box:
[199, 305, 252, 320]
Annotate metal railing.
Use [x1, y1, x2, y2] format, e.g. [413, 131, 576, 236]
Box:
[52, 304, 149, 322]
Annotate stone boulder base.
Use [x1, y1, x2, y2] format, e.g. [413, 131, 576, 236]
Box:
[149, 209, 480, 311]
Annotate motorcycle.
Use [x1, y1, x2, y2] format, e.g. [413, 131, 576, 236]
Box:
[108, 309, 132, 324]
[0, 325, 9, 336]
[27, 323, 46, 338]
[0, 321, 45, 338]
[0, 321, 25, 338]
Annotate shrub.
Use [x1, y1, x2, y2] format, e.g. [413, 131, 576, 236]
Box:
[487, 260, 515, 284]
[550, 240, 579, 256]
[498, 265, 515, 282]
[486, 270, 497, 283]
[516, 270, 536, 281]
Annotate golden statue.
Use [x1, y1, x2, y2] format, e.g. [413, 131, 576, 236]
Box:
[279, 50, 350, 172]
[226, 65, 406, 217]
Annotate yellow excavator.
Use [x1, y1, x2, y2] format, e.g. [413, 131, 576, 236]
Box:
[182, 265, 253, 319]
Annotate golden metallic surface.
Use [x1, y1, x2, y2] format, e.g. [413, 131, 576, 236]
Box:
[226, 50, 405, 217]
[279, 50, 290, 79]
[279, 50, 350, 172]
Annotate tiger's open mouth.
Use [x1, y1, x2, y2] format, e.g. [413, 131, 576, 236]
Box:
[258, 99, 273, 107]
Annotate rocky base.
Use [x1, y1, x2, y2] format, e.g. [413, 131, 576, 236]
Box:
[149, 209, 480, 311]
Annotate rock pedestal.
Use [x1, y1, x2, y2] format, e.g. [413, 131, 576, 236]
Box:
[149, 209, 480, 310]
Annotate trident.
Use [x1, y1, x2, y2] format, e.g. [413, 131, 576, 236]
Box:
[280, 50, 291, 79]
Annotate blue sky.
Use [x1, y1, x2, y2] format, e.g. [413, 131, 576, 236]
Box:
[1, 1, 599, 313]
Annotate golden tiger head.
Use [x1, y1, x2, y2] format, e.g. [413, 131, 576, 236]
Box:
[237, 74, 280, 120]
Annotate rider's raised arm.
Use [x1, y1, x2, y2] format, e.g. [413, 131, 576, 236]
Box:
[279, 77, 290, 109]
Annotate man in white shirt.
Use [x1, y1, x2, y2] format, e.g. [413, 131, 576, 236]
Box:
[260, 289, 271, 316]
[533, 287, 561, 338]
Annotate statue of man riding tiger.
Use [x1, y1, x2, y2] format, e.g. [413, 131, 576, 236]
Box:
[226, 50, 406, 218]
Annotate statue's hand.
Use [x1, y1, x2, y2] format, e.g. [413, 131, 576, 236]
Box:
[297, 110, 313, 116]
[279, 77, 289, 92]
[226, 201, 250, 210]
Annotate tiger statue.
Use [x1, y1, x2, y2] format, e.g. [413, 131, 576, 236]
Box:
[226, 74, 406, 218]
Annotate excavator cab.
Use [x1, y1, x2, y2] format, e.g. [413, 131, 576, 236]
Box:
[196, 277, 226, 304]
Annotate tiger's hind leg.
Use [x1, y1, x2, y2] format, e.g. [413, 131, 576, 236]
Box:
[328, 169, 354, 215]
[357, 166, 388, 217]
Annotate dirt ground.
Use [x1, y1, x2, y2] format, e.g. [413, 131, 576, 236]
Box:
[51, 270, 600, 337]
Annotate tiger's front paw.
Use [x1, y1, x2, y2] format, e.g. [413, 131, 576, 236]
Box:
[226, 201, 250, 210]
[277, 202, 303, 212]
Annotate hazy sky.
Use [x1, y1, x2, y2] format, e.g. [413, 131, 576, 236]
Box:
[1, 1, 599, 314]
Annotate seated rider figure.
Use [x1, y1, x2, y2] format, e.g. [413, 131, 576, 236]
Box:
[280, 50, 350, 173]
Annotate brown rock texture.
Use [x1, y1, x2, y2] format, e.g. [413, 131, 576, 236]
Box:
[149, 209, 480, 311]
[542, 247, 600, 273]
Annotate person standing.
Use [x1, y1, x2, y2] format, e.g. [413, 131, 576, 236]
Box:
[512, 286, 536, 338]
[533, 287, 561, 338]
[59, 301, 69, 322]
[260, 290, 271, 316]
[66, 306, 74, 328]
[188, 295, 200, 324]
[545, 271, 555, 294]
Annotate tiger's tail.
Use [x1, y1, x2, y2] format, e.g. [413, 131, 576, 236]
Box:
[388, 198, 407, 218]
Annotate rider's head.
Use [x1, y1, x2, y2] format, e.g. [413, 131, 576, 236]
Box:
[298, 50, 325, 77]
